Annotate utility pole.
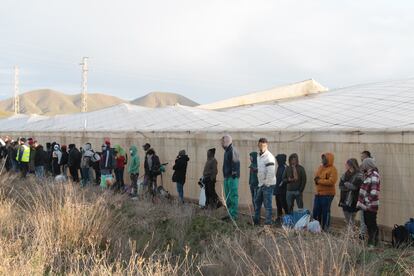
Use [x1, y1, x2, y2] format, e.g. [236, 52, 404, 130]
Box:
[80, 57, 88, 113]
[14, 65, 20, 115]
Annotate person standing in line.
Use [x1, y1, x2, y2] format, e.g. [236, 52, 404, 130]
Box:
[60, 145, 69, 177]
[68, 144, 81, 182]
[203, 148, 222, 208]
[128, 145, 140, 197]
[283, 153, 307, 213]
[274, 154, 288, 220]
[313, 152, 338, 231]
[16, 137, 30, 178]
[172, 149, 190, 203]
[144, 146, 161, 197]
[221, 135, 240, 221]
[34, 143, 47, 179]
[358, 150, 372, 239]
[114, 144, 127, 192]
[52, 144, 62, 176]
[248, 152, 259, 210]
[253, 138, 276, 226]
[357, 158, 381, 248]
[338, 158, 364, 226]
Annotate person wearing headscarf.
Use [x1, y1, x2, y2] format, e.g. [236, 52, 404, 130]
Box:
[338, 158, 364, 226]
[172, 149, 190, 203]
[52, 144, 62, 176]
[357, 158, 381, 247]
[221, 134, 240, 221]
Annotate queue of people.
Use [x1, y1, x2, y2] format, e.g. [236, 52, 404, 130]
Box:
[0, 135, 381, 247]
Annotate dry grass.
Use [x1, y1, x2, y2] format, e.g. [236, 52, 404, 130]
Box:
[0, 174, 413, 275]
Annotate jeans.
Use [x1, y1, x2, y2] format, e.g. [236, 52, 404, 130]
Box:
[176, 182, 184, 202]
[254, 185, 274, 225]
[35, 166, 45, 179]
[249, 185, 258, 209]
[224, 177, 239, 220]
[286, 190, 304, 213]
[313, 195, 334, 231]
[81, 167, 90, 186]
[130, 173, 139, 195]
[364, 211, 379, 246]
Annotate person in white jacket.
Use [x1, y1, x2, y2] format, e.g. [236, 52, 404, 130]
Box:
[253, 138, 276, 225]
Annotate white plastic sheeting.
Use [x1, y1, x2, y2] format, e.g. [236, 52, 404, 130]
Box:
[1, 78, 414, 132]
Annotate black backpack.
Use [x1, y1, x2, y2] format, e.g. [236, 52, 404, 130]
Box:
[392, 224, 410, 248]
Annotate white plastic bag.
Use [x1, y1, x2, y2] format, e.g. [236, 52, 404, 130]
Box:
[294, 214, 310, 230]
[199, 187, 206, 207]
[307, 220, 322, 233]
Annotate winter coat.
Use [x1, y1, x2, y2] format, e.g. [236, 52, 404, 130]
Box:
[34, 145, 48, 167]
[357, 169, 380, 213]
[144, 149, 161, 177]
[249, 152, 259, 188]
[257, 150, 276, 187]
[100, 146, 115, 171]
[172, 154, 190, 184]
[203, 148, 218, 182]
[60, 150, 69, 166]
[339, 170, 364, 212]
[314, 152, 338, 196]
[283, 154, 307, 192]
[68, 147, 81, 169]
[274, 154, 287, 195]
[222, 144, 240, 179]
[128, 146, 140, 174]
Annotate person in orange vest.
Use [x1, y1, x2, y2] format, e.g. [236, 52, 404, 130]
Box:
[16, 137, 31, 178]
[313, 152, 338, 231]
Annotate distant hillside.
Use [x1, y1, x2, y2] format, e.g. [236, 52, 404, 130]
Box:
[131, 92, 198, 108]
[0, 89, 126, 115]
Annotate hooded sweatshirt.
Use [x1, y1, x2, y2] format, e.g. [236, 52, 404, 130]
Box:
[249, 152, 259, 187]
[115, 144, 126, 169]
[172, 153, 190, 184]
[203, 148, 218, 182]
[274, 154, 287, 195]
[357, 158, 380, 212]
[283, 153, 307, 192]
[314, 152, 338, 196]
[128, 146, 140, 174]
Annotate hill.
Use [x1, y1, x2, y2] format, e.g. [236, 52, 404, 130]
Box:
[130, 92, 198, 108]
[0, 89, 126, 115]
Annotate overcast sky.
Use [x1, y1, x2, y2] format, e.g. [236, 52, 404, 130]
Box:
[1, 0, 413, 103]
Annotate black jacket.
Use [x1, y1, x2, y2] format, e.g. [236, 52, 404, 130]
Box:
[68, 147, 81, 168]
[34, 145, 48, 167]
[172, 155, 189, 184]
[144, 149, 161, 177]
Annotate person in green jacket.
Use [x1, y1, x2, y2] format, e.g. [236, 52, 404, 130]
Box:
[128, 145, 140, 197]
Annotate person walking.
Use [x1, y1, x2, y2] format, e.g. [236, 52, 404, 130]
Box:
[283, 153, 307, 213]
[128, 145, 140, 197]
[357, 158, 381, 247]
[253, 138, 276, 226]
[172, 150, 190, 203]
[274, 154, 289, 220]
[203, 148, 221, 208]
[313, 153, 338, 231]
[221, 135, 240, 221]
[338, 158, 364, 226]
[248, 152, 259, 210]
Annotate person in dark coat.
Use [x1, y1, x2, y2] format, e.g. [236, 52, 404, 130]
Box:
[68, 144, 81, 182]
[172, 149, 189, 203]
[203, 148, 222, 208]
[248, 152, 259, 209]
[34, 144, 47, 179]
[60, 145, 69, 176]
[274, 154, 289, 220]
[144, 147, 161, 196]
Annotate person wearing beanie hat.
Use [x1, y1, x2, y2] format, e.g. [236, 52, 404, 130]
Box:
[203, 148, 222, 208]
[172, 149, 190, 203]
[357, 158, 381, 247]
